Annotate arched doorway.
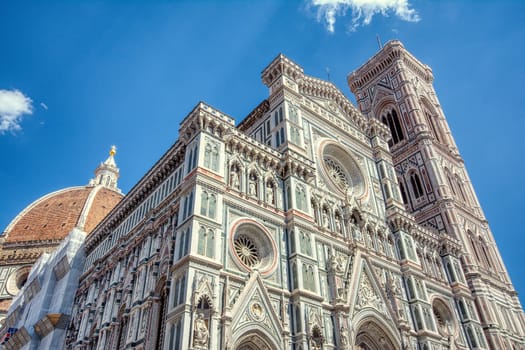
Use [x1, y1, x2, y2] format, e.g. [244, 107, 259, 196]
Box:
[355, 319, 398, 350]
[235, 332, 276, 350]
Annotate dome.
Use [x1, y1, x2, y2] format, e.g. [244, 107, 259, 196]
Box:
[2, 186, 123, 243]
[2, 146, 123, 243]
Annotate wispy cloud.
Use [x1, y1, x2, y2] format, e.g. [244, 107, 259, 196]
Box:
[0, 89, 33, 134]
[309, 0, 420, 33]
[40, 102, 48, 110]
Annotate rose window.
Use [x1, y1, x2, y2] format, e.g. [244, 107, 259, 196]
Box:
[324, 157, 351, 191]
[234, 234, 260, 268]
[230, 220, 278, 275]
[317, 140, 366, 198]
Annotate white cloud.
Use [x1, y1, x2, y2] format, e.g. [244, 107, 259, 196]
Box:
[309, 0, 420, 33]
[0, 89, 33, 134]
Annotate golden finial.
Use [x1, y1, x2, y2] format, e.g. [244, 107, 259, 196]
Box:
[109, 145, 117, 157]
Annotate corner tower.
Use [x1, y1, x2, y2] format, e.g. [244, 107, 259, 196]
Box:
[348, 40, 525, 348]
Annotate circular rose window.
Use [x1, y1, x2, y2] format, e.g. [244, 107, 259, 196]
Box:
[318, 140, 366, 198]
[230, 219, 277, 275]
[234, 234, 260, 267]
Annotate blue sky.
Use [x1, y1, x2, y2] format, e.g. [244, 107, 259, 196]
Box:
[1, 1, 524, 304]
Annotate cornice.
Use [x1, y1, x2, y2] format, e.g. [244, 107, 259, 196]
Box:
[348, 40, 433, 93]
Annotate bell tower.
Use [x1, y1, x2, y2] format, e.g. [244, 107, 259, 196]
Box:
[348, 40, 525, 348]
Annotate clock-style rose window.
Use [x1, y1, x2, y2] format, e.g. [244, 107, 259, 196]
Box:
[230, 219, 278, 275]
[324, 157, 351, 192]
[318, 139, 366, 198]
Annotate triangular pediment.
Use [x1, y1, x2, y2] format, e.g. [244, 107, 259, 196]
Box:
[371, 85, 394, 107]
[348, 258, 392, 319]
[230, 272, 283, 347]
[308, 96, 347, 119]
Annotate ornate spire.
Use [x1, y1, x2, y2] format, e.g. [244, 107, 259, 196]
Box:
[89, 146, 121, 192]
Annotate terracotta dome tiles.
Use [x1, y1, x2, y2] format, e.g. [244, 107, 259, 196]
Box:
[3, 186, 123, 243]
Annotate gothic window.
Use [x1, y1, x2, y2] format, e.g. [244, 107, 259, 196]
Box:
[302, 264, 315, 292]
[423, 307, 435, 331]
[200, 191, 217, 218]
[186, 145, 198, 174]
[397, 237, 406, 260]
[289, 104, 299, 123]
[211, 145, 219, 169]
[291, 126, 301, 145]
[457, 298, 468, 319]
[299, 231, 312, 256]
[280, 127, 285, 144]
[409, 171, 425, 199]
[455, 175, 467, 202]
[182, 191, 194, 220]
[469, 232, 481, 263]
[445, 170, 456, 196]
[197, 227, 215, 258]
[177, 228, 191, 260]
[480, 238, 493, 268]
[200, 192, 208, 216]
[446, 261, 456, 283]
[292, 262, 298, 290]
[169, 320, 182, 350]
[295, 185, 307, 211]
[466, 326, 478, 348]
[381, 108, 405, 146]
[204, 143, 212, 169]
[279, 107, 283, 123]
[117, 315, 129, 350]
[425, 111, 442, 143]
[413, 306, 424, 330]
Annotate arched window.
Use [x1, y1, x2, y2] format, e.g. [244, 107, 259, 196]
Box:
[409, 172, 425, 199]
[480, 238, 493, 268]
[200, 192, 216, 219]
[204, 143, 212, 169]
[466, 326, 478, 348]
[399, 180, 409, 205]
[469, 233, 481, 263]
[299, 231, 312, 255]
[381, 108, 405, 146]
[455, 175, 467, 202]
[445, 170, 456, 196]
[425, 111, 442, 143]
[197, 227, 215, 258]
[295, 185, 307, 211]
[211, 145, 219, 171]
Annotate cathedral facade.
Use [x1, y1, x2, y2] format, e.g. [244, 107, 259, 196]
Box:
[65, 41, 524, 350]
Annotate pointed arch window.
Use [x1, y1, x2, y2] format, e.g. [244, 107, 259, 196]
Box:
[197, 227, 215, 258]
[295, 185, 307, 211]
[381, 108, 405, 146]
[425, 111, 442, 143]
[204, 143, 212, 169]
[410, 172, 425, 199]
[200, 191, 216, 219]
[399, 180, 409, 205]
[455, 175, 467, 202]
[480, 238, 493, 268]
